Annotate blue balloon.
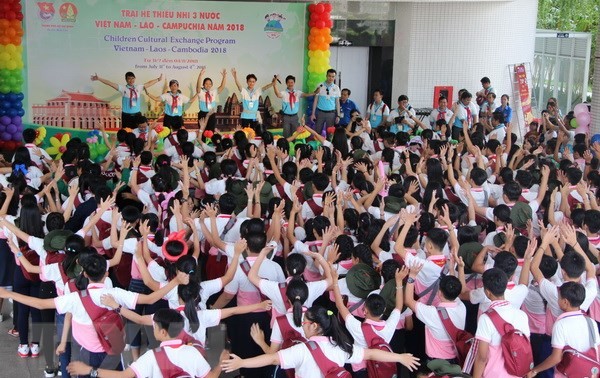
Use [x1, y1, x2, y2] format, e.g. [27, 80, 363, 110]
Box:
[15, 93, 23, 101]
[6, 93, 17, 102]
[1, 101, 10, 109]
[592, 134, 600, 145]
[16, 109, 24, 117]
[13, 101, 22, 109]
[11, 116, 21, 126]
[0, 94, 5, 101]
[7, 109, 17, 117]
[0, 110, 5, 117]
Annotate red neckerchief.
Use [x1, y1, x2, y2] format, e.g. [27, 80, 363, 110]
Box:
[288, 90, 296, 110]
[204, 89, 212, 105]
[171, 93, 179, 109]
[437, 108, 446, 120]
[127, 85, 137, 108]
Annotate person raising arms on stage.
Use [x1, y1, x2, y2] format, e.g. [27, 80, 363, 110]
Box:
[90, 71, 162, 129]
[196, 67, 227, 132]
[145, 79, 198, 131]
[271, 75, 314, 138]
[231, 68, 277, 133]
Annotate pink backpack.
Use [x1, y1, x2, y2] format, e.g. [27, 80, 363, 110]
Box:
[557, 314, 600, 377]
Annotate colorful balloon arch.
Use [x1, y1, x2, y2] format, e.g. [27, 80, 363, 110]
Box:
[306, 2, 333, 91]
[0, 0, 24, 152]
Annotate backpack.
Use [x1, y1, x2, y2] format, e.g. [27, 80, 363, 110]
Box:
[556, 314, 600, 377]
[58, 263, 79, 293]
[78, 289, 126, 355]
[437, 308, 474, 366]
[486, 308, 533, 376]
[277, 315, 307, 378]
[361, 323, 398, 378]
[306, 198, 323, 216]
[153, 347, 195, 378]
[278, 282, 291, 311]
[19, 245, 40, 282]
[305, 340, 352, 378]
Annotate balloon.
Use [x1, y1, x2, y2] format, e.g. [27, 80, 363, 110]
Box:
[308, 4, 316, 12]
[6, 60, 16, 70]
[323, 3, 333, 12]
[326, 126, 336, 135]
[0, 116, 10, 126]
[310, 12, 320, 22]
[316, 20, 325, 29]
[322, 12, 331, 21]
[1, 132, 11, 141]
[576, 125, 589, 135]
[591, 134, 600, 145]
[315, 3, 325, 13]
[11, 132, 20, 141]
[314, 50, 324, 58]
[16, 109, 24, 117]
[570, 118, 578, 129]
[6, 124, 16, 134]
[308, 42, 317, 51]
[576, 112, 591, 127]
[0, 125, 5, 133]
[15, 93, 23, 101]
[574, 103, 590, 116]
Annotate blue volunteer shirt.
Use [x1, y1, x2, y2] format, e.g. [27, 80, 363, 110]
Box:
[119, 84, 144, 114]
[198, 88, 217, 112]
[316, 82, 340, 111]
[240, 87, 261, 120]
[339, 98, 358, 126]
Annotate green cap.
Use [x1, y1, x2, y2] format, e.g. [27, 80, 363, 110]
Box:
[427, 359, 470, 378]
[43, 229, 74, 252]
[383, 196, 406, 214]
[258, 182, 274, 205]
[458, 241, 483, 274]
[510, 202, 532, 229]
[346, 263, 381, 299]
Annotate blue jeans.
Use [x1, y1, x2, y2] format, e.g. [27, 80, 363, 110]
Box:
[530, 333, 553, 378]
[56, 312, 71, 378]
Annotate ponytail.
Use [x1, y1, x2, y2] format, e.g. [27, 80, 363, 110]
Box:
[178, 281, 200, 333]
[285, 254, 307, 279]
[305, 305, 353, 355]
[286, 278, 308, 327]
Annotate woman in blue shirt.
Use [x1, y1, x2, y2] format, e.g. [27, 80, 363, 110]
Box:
[496, 94, 513, 127]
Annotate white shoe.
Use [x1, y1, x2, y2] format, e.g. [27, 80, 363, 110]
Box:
[17, 344, 29, 358]
[44, 368, 56, 378]
[30, 343, 40, 358]
[124, 344, 131, 352]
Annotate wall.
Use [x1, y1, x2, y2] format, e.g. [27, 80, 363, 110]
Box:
[392, 0, 538, 132]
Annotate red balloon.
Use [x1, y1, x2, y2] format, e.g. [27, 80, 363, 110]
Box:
[315, 3, 325, 14]
[316, 20, 325, 28]
[310, 12, 320, 22]
[5, 11, 16, 20]
[322, 12, 331, 21]
[1, 4, 10, 12]
[326, 19, 333, 28]
[308, 4, 316, 12]
[16, 12, 23, 21]
[326, 126, 336, 135]
[308, 20, 316, 28]
[323, 3, 333, 12]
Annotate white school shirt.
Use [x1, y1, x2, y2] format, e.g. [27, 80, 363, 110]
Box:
[22, 143, 51, 168]
[224, 255, 285, 307]
[195, 215, 245, 246]
[475, 301, 530, 378]
[300, 193, 323, 220]
[540, 277, 598, 333]
[130, 339, 211, 378]
[271, 310, 307, 344]
[278, 336, 365, 378]
[470, 282, 529, 314]
[429, 108, 453, 127]
[54, 282, 138, 353]
[260, 276, 328, 318]
[163, 132, 197, 150]
[159, 275, 222, 310]
[178, 306, 221, 347]
[403, 252, 445, 305]
[344, 309, 402, 370]
[132, 128, 158, 141]
[551, 311, 600, 353]
[366, 101, 390, 128]
[416, 300, 466, 360]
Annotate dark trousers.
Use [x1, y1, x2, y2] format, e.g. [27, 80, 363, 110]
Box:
[56, 312, 71, 378]
[76, 345, 122, 377]
[225, 311, 272, 378]
[39, 281, 57, 367]
[13, 267, 41, 345]
[126, 279, 165, 348]
[530, 333, 553, 378]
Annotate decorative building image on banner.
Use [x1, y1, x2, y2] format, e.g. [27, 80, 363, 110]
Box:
[23, 0, 307, 130]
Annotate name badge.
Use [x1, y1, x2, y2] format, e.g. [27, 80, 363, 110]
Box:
[173, 107, 179, 115]
[207, 103, 212, 110]
[326, 95, 330, 101]
[131, 100, 137, 107]
[248, 101, 254, 108]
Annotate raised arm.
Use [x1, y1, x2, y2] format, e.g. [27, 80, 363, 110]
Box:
[331, 268, 351, 320]
[143, 73, 163, 90]
[90, 73, 119, 91]
[217, 68, 227, 94]
[247, 244, 269, 289]
[231, 68, 243, 92]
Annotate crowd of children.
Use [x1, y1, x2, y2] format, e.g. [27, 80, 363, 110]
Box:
[0, 69, 597, 378]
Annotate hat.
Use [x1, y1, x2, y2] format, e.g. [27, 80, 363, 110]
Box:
[458, 241, 483, 274]
[346, 263, 381, 299]
[379, 279, 397, 318]
[409, 136, 423, 146]
[510, 202, 532, 229]
[258, 182, 274, 205]
[427, 359, 471, 378]
[493, 232, 507, 248]
[43, 229, 74, 252]
[383, 196, 406, 214]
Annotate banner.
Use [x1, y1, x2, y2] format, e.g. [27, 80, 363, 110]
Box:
[23, 1, 307, 129]
[514, 64, 534, 124]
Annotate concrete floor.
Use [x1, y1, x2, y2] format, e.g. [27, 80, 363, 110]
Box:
[0, 299, 237, 377]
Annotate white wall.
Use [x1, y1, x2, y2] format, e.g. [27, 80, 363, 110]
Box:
[330, 46, 370, 113]
[391, 0, 538, 132]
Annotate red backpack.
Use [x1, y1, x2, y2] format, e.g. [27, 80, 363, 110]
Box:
[486, 308, 533, 376]
[437, 308, 474, 365]
[306, 198, 323, 216]
[305, 340, 351, 378]
[361, 323, 398, 378]
[276, 315, 307, 378]
[177, 329, 206, 357]
[78, 289, 125, 355]
[556, 314, 600, 377]
[153, 347, 195, 378]
[19, 246, 40, 282]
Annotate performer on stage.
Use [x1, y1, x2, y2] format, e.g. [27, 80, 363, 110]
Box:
[90, 71, 162, 129]
[231, 68, 276, 133]
[196, 67, 227, 132]
[145, 79, 197, 131]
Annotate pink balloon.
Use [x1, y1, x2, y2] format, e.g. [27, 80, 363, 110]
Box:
[573, 103, 590, 116]
[575, 124, 589, 135]
[576, 111, 591, 127]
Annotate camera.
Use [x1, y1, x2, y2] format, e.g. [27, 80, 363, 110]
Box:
[394, 116, 404, 124]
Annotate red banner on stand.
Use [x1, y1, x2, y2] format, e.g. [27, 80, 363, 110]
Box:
[514, 64, 534, 124]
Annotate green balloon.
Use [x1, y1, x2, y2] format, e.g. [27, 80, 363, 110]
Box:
[89, 146, 99, 161]
[570, 118, 578, 129]
[0, 85, 9, 94]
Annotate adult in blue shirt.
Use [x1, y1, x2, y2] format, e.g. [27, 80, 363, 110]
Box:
[91, 71, 162, 129]
[495, 94, 513, 127]
[339, 88, 358, 128]
[311, 69, 341, 135]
